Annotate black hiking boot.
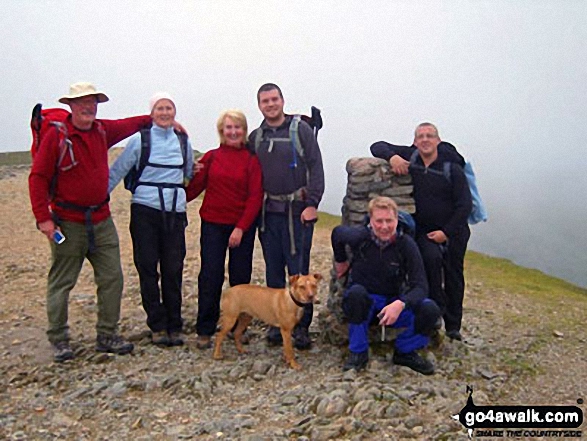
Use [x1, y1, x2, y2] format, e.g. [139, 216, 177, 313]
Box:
[266, 326, 283, 346]
[446, 329, 463, 341]
[168, 332, 184, 347]
[343, 351, 369, 371]
[293, 327, 312, 350]
[151, 331, 170, 346]
[52, 340, 74, 363]
[393, 350, 434, 375]
[96, 333, 134, 355]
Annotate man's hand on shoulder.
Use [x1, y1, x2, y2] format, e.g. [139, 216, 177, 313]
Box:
[378, 300, 405, 326]
[334, 261, 350, 279]
[427, 230, 447, 244]
[390, 155, 409, 175]
[172, 120, 188, 135]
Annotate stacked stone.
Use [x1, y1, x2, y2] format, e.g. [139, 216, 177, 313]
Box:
[319, 157, 415, 345]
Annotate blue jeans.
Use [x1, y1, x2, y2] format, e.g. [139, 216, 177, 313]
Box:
[259, 212, 314, 328]
[343, 284, 431, 354]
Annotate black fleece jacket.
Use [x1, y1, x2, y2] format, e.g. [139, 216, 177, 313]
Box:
[370, 141, 472, 238]
[331, 225, 428, 309]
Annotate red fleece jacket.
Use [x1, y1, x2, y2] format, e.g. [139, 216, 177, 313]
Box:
[29, 115, 151, 224]
[186, 144, 263, 231]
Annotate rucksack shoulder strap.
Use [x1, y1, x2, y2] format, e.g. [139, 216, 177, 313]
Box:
[289, 115, 303, 161]
[254, 128, 263, 154]
[175, 130, 190, 183]
[443, 161, 452, 183]
[409, 149, 419, 166]
[137, 127, 151, 174]
[174, 130, 188, 164]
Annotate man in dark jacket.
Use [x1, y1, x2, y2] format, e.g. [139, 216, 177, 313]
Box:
[370, 123, 473, 341]
[249, 83, 325, 350]
[332, 196, 441, 375]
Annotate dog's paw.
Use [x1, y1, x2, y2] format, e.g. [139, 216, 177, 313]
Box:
[288, 360, 302, 370]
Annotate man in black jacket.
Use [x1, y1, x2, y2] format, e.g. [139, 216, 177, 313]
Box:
[249, 83, 325, 350]
[332, 196, 440, 374]
[370, 123, 472, 341]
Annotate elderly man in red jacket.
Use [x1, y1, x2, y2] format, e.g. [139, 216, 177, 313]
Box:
[29, 82, 152, 362]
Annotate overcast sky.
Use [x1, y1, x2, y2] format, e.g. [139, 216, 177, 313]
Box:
[1, 1, 586, 286]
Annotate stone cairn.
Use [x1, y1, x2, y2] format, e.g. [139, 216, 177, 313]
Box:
[318, 157, 415, 345]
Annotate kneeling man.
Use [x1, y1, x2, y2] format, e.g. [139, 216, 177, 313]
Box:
[331, 196, 440, 375]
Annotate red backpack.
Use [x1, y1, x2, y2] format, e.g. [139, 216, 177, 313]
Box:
[30, 103, 71, 161]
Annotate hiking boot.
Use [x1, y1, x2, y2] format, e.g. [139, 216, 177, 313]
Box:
[293, 327, 312, 350]
[196, 335, 212, 350]
[446, 329, 463, 341]
[168, 332, 184, 347]
[151, 331, 170, 346]
[343, 351, 369, 371]
[52, 340, 74, 363]
[96, 333, 134, 355]
[393, 350, 434, 375]
[266, 326, 283, 346]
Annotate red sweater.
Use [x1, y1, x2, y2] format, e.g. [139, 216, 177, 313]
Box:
[29, 115, 151, 224]
[186, 144, 263, 231]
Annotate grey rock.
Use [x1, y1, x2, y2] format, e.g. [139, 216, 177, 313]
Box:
[107, 381, 127, 397]
[351, 399, 378, 417]
[353, 386, 381, 402]
[310, 424, 344, 441]
[242, 435, 267, 441]
[385, 402, 408, 418]
[281, 395, 299, 406]
[316, 396, 348, 417]
[404, 415, 424, 429]
[252, 359, 271, 375]
[342, 369, 357, 381]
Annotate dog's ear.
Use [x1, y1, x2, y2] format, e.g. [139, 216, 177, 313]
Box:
[289, 274, 300, 285]
[313, 273, 323, 281]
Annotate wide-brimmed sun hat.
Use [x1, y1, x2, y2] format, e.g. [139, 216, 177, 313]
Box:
[58, 82, 109, 104]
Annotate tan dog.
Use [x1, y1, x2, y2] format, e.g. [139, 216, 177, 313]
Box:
[212, 274, 322, 370]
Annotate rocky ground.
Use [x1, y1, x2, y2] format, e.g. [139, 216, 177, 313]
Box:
[1, 164, 586, 440]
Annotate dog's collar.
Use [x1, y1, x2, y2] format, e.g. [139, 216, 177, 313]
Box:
[289, 290, 311, 307]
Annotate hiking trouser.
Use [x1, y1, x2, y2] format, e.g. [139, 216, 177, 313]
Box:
[46, 217, 123, 343]
[342, 284, 433, 354]
[130, 204, 187, 334]
[259, 212, 314, 329]
[196, 220, 256, 337]
[416, 226, 470, 332]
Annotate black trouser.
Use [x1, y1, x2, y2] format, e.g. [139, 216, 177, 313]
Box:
[196, 220, 256, 337]
[416, 226, 470, 332]
[130, 204, 187, 333]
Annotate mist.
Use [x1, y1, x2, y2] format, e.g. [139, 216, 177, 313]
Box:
[1, 1, 585, 287]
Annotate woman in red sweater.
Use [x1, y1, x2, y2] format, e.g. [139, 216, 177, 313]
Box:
[186, 110, 263, 349]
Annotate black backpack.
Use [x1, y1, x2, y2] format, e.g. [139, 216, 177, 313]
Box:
[124, 125, 189, 193]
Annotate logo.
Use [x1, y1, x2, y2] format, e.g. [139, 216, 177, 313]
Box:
[452, 386, 583, 439]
